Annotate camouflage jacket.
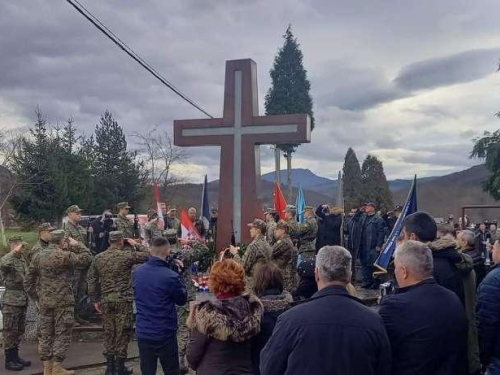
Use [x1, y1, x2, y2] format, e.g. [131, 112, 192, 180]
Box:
[236, 235, 272, 277]
[0, 251, 28, 306]
[266, 221, 277, 245]
[88, 245, 149, 303]
[272, 235, 298, 292]
[297, 217, 318, 254]
[286, 218, 300, 241]
[116, 215, 134, 239]
[65, 220, 88, 247]
[25, 239, 49, 265]
[145, 222, 163, 245]
[166, 217, 180, 232]
[24, 243, 92, 309]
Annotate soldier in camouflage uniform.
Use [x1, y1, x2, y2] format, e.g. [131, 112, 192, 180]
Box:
[25, 223, 56, 265]
[297, 206, 319, 264]
[231, 219, 272, 288]
[284, 205, 300, 244]
[24, 230, 92, 375]
[264, 208, 278, 245]
[144, 210, 162, 245]
[64, 204, 92, 326]
[164, 230, 211, 374]
[272, 221, 298, 293]
[88, 231, 149, 375]
[115, 202, 134, 239]
[0, 236, 31, 371]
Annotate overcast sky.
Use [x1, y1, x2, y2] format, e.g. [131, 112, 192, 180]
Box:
[1, 0, 500, 182]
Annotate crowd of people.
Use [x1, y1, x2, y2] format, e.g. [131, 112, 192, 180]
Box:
[1, 200, 500, 375]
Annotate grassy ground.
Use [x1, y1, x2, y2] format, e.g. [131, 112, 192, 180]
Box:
[0, 228, 38, 257]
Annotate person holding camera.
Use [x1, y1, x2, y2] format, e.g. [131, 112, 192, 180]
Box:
[133, 237, 187, 375]
[91, 209, 115, 254]
[87, 231, 150, 375]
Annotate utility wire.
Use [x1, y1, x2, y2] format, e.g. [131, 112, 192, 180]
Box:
[65, 0, 213, 118]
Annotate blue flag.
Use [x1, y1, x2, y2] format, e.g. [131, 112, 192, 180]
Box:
[296, 184, 306, 223]
[374, 175, 418, 273]
[200, 175, 210, 233]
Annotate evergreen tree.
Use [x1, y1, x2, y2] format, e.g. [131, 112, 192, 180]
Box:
[361, 155, 394, 212]
[90, 110, 146, 212]
[265, 25, 314, 196]
[471, 128, 500, 199]
[342, 148, 363, 210]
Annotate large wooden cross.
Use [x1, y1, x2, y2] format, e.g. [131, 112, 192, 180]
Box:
[174, 59, 310, 249]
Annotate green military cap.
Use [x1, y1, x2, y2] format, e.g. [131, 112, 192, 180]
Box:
[8, 235, 27, 245]
[264, 207, 276, 215]
[67, 205, 83, 214]
[276, 220, 290, 233]
[163, 229, 177, 240]
[147, 209, 159, 220]
[117, 202, 131, 210]
[50, 230, 67, 243]
[247, 218, 267, 234]
[38, 222, 56, 233]
[109, 231, 124, 242]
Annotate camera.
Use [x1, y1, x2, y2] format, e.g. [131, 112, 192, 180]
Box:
[380, 281, 396, 299]
[166, 251, 185, 275]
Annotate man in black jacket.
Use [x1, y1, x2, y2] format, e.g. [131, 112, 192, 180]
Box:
[260, 246, 391, 375]
[315, 204, 343, 250]
[379, 240, 468, 375]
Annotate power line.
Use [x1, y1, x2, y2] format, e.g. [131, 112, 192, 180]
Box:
[65, 0, 213, 118]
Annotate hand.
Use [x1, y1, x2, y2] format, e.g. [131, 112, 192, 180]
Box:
[87, 227, 94, 233]
[229, 245, 239, 255]
[68, 237, 79, 246]
[125, 238, 137, 246]
[12, 243, 23, 253]
[94, 302, 103, 313]
[173, 259, 184, 270]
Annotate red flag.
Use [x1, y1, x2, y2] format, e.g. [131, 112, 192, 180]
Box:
[274, 183, 287, 220]
[154, 182, 165, 230]
[180, 208, 202, 241]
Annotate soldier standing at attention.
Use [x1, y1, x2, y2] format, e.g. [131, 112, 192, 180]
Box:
[264, 208, 278, 245]
[145, 210, 162, 245]
[64, 205, 91, 326]
[0, 236, 31, 371]
[272, 221, 298, 293]
[165, 208, 180, 232]
[297, 206, 319, 264]
[88, 231, 150, 375]
[230, 219, 272, 288]
[284, 205, 300, 243]
[115, 202, 134, 239]
[24, 230, 92, 375]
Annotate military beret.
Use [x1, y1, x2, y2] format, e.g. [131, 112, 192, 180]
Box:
[247, 218, 267, 233]
[38, 222, 56, 233]
[67, 205, 83, 214]
[276, 220, 290, 233]
[163, 229, 177, 240]
[147, 209, 159, 220]
[50, 230, 67, 243]
[8, 235, 26, 244]
[117, 202, 131, 210]
[109, 231, 124, 242]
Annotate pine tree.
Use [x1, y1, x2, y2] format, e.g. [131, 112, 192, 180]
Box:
[342, 148, 363, 210]
[265, 25, 314, 196]
[90, 110, 146, 212]
[361, 155, 394, 212]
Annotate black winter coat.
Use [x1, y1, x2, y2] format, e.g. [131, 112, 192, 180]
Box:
[379, 278, 468, 375]
[346, 212, 362, 252]
[315, 205, 342, 250]
[260, 285, 391, 375]
[361, 213, 386, 251]
[462, 245, 487, 286]
[477, 263, 500, 367]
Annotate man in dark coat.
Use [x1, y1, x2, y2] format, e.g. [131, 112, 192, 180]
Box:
[260, 246, 391, 375]
[379, 240, 468, 375]
[476, 239, 500, 374]
[402, 211, 480, 375]
[315, 205, 343, 250]
[345, 208, 362, 275]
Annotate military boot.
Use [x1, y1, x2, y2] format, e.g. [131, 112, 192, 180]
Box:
[43, 360, 53, 375]
[116, 358, 133, 375]
[4, 349, 24, 371]
[105, 356, 115, 375]
[52, 362, 75, 375]
[14, 346, 31, 367]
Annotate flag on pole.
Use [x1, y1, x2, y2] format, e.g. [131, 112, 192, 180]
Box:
[154, 181, 165, 230]
[296, 184, 306, 223]
[180, 208, 202, 241]
[274, 183, 287, 220]
[374, 175, 418, 274]
[200, 175, 210, 233]
[338, 171, 344, 247]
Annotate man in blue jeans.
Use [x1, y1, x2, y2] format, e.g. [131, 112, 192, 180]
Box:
[133, 237, 187, 375]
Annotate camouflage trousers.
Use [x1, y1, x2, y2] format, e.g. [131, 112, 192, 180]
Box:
[2, 304, 27, 350]
[39, 307, 75, 362]
[102, 302, 133, 359]
[72, 269, 88, 318]
[176, 305, 189, 370]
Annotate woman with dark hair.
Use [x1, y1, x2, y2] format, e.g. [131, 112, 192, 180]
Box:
[251, 263, 293, 375]
[186, 259, 263, 375]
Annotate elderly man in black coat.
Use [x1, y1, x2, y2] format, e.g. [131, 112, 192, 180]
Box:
[260, 246, 391, 375]
[379, 240, 468, 375]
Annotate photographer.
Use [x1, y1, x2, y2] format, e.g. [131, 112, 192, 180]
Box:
[133, 237, 187, 375]
[91, 209, 115, 254]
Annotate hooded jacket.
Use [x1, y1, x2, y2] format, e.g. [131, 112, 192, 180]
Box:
[187, 294, 263, 375]
[428, 238, 480, 375]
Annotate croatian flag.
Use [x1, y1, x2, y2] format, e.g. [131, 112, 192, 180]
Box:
[374, 175, 418, 274]
[200, 175, 210, 233]
[154, 182, 165, 230]
[296, 184, 306, 223]
[180, 208, 202, 241]
[274, 183, 287, 220]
